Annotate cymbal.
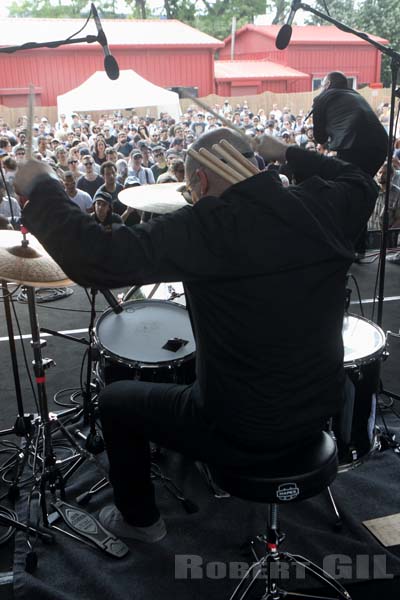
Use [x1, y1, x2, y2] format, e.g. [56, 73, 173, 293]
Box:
[118, 182, 190, 215]
[0, 231, 73, 288]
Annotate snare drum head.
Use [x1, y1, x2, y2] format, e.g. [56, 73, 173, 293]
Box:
[343, 314, 385, 365]
[96, 299, 196, 365]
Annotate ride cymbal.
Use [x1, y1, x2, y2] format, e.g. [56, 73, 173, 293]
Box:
[118, 182, 190, 215]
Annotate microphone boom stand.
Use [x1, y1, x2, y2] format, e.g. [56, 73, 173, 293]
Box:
[293, 2, 400, 327]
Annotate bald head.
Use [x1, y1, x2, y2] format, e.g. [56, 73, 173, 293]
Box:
[185, 128, 256, 201]
[323, 71, 348, 90]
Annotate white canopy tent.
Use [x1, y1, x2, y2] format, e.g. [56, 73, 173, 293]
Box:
[57, 69, 181, 120]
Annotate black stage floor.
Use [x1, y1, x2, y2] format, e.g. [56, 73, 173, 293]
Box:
[0, 253, 400, 599]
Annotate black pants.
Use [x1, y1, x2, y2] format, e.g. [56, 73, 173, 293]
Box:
[99, 380, 289, 526]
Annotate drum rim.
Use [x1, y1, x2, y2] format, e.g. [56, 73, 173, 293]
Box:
[343, 312, 386, 367]
[95, 298, 196, 368]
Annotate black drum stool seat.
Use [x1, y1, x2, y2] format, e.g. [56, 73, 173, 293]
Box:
[213, 431, 352, 600]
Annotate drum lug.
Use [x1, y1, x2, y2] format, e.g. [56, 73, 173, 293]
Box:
[382, 350, 390, 362]
[350, 447, 358, 463]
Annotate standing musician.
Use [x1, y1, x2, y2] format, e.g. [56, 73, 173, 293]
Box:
[312, 70, 388, 259]
[312, 71, 388, 177]
[15, 125, 378, 543]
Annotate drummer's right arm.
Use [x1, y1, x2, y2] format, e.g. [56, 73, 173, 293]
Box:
[17, 161, 228, 289]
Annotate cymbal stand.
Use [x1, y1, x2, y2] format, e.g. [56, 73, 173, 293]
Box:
[0, 280, 34, 499]
[40, 287, 105, 455]
[25, 284, 66, 525]
[0, 280, 58, 546]
[0, 280, 34, 438]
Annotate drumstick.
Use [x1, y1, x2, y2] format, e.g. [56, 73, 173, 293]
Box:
[26, 84, 34, 160]
[187, 148, 241, 185]
[219, 139, 260, 176]
[212, 143, 256, 179]
[184, 94, 246, 138]
[198, 148, 243, 183]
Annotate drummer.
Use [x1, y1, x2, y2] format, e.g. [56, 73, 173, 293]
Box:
[16, 127, 379, 544]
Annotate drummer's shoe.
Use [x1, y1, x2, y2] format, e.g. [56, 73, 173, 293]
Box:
[354, 252, 366, 263]
[98, 505, 167, 542]
[387, 251, 400, 264]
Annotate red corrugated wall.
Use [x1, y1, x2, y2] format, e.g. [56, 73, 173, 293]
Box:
[0, 46, 216, 107]
[219, 30, 383, 86]
[287, 44, 382, 84]
[216, 78, 310, 96]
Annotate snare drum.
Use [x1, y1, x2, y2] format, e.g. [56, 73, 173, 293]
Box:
[333, 314, 386, 471]
[95, 299, 196, 386]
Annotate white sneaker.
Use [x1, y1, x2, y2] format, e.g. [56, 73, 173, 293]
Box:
[98, 505, 167, 542]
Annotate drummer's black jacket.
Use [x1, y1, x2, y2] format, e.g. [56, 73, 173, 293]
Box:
[24, 147, 378, 452]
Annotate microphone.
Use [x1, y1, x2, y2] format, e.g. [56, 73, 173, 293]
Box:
[303, 108, 314, 123]
[99, 289, 123, 314]
[275, 0, 302, 50]
[91, 3, 120, 80]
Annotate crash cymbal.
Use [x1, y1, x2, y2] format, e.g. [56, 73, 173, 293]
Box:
[118, 182, 190, 215]
[0, 231, 72, 288]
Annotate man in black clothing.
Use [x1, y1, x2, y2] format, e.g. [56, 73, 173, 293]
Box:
[312, 71, 388, 176]
[92, 190, 123, 231]
[16, 128, 378, 543]
[312, 71, 387, 259]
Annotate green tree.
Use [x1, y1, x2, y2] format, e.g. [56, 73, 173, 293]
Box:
[8, 0, 92, 17]
[124, 0, 148, 19]
[266, 0, 291, 24]
[163, 0, 196, 24]
[306, 0, 400, 86]
[356, 0, 400, 86]
[306, 0, 356, 25]
[194, 0, 266, 40]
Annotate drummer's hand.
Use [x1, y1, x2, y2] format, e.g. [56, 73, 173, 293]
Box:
[251, 135, 290, 163]
[14, 158, 55, 198]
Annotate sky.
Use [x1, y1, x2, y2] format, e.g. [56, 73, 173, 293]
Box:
[0, 1, 311, 23]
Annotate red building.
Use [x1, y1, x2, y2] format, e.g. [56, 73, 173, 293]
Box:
[0, 18, 223, 107]
[215, 60, 309, 96]
[219, 25, 388, 94]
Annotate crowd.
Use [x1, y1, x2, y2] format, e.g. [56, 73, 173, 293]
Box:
[0, 98, 398, 242]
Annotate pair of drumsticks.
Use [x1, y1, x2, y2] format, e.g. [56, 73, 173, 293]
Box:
[185, 95, 260, 185]
[187, 139, 259, 185]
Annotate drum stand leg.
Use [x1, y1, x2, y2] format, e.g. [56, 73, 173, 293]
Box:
[40, 288, 104, 454]
[81, 289, 104, 454]
[0, 282, 55, 553]
[0, 281, 35, 500]
[326, 486, 343, 529]
[26, 285, 67, 525]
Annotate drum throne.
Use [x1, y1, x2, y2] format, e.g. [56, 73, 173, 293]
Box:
[212, 431, 352, 600]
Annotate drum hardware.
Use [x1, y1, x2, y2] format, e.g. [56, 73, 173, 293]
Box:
[0, 280, 55, 546]
[73, 463, 199, 514]
[196, 462, 231, 499]
[0, 231, 122, 567]
[379, 330, 400, 405]
[40, 288, 105, 455]
[123, 282, 186, 304]
[94, 299, 196, 386]
[331, 314, 387, 473]
[122, 284, 143, 302]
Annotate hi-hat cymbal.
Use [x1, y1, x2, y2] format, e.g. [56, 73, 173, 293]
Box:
[0, 231, 72, 288]
[118, 182, 190, 215]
